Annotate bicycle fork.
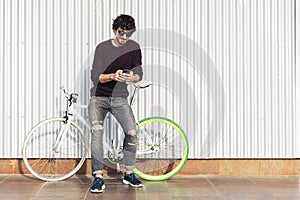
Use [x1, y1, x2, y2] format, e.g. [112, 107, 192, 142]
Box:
[50, 119, 71, 158]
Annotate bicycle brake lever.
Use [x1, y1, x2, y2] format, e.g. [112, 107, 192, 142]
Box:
[71, 93, 79, 103]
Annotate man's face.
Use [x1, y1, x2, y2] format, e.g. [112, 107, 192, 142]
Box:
[114, 28, 134, 46]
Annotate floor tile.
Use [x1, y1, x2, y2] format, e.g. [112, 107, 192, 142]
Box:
[35, 184, 88, 197]
[0, 182, 43, 194]
[62, 174, 93, 184]
[0, 174, 9, 182]
[222, 194, 277, 200]
[0, 193, 33, 200]
[32, 197, 85, 200]
[268, 188, 300, 197]
[173, 197, 224, 200]
[208, 176, 255, 186]
[136, 193, 172, 200]
[249, 176, 300, 197]
[275, 197, 300, 200]
[2, 174, 44, 184]
[138, 180, 169, 193]
[86, 192, 137, 200]
[250, 176, 300, 188]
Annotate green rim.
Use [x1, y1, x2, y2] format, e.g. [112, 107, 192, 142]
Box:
[133, 117, 189, 181]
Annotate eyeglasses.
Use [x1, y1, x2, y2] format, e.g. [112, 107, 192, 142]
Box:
[118, 30, 134, 37]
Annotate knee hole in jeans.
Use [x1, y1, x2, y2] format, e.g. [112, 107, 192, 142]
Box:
[92, 125, 104, 131]
[127, 129, 136, 136]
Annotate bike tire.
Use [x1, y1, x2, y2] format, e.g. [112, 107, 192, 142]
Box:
[133, 117, 189, 181]
[22, 118, 88, 182]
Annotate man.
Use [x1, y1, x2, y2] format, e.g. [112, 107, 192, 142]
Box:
[88, 14, 143, 193]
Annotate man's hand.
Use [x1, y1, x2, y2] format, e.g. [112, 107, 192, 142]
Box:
[111, 70, 127, 82]
[112, 70, 140, 83]
[100, 69, 140, 83]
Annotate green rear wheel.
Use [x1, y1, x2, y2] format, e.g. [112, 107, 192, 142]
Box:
[133, 117, 189, 181]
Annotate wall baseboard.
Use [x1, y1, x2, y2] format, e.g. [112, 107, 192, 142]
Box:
[1, 159, 299, 176]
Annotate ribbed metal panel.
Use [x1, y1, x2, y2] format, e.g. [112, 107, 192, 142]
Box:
[0, 0, 297, 158]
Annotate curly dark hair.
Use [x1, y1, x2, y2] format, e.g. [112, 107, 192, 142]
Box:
[112, 14, 136, 31]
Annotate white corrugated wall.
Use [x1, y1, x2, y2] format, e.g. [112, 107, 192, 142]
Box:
[0, 0, 298, 158]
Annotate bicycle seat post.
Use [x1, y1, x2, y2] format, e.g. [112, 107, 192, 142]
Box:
[129, 85, 139, 106]
[128, 82, 152, 106]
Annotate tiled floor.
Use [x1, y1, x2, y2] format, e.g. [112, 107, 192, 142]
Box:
[0, 174, 300, 200]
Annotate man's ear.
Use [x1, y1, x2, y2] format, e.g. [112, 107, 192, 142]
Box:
[113, 29, 117, 35]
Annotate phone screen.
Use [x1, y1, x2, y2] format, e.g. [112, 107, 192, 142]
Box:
[123, 69, 131, 74]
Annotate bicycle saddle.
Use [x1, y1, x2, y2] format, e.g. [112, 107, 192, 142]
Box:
[134, 81, 152, 89]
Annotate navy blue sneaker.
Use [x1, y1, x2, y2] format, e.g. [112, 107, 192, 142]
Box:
[123, 173, 143, 188]
[90, 177, 105, 193]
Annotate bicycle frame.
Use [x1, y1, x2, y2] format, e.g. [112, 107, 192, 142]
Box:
[60, 82, 157, 172]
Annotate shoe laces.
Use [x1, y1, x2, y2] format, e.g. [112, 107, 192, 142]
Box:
[93, 178, 103, 188]
[127, 173, 140, 183]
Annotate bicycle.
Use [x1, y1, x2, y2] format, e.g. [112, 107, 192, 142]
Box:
[22, 82, 189, 182]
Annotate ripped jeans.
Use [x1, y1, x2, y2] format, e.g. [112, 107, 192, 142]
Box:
[88, 96, 138, 176]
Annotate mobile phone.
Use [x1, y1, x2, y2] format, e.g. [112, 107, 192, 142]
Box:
[123, 69, 132, 74]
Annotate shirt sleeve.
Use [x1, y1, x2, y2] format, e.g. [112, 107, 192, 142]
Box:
[91, 45, 105, 86]
[131, 48, 143, 80]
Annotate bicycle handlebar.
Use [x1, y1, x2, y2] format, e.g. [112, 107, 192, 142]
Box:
[59, 81, 152, 107]
[60, 85, 79, 104]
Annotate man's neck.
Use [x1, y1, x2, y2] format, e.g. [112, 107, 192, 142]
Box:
[112, 39, 123, 47]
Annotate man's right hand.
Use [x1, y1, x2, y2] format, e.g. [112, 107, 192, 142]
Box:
[111, 70, 128, 82]
[99, 70, 127, 83]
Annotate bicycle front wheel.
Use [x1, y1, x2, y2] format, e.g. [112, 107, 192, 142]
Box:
[134, 117, 189, 181]
[22, 118, 88, 182]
